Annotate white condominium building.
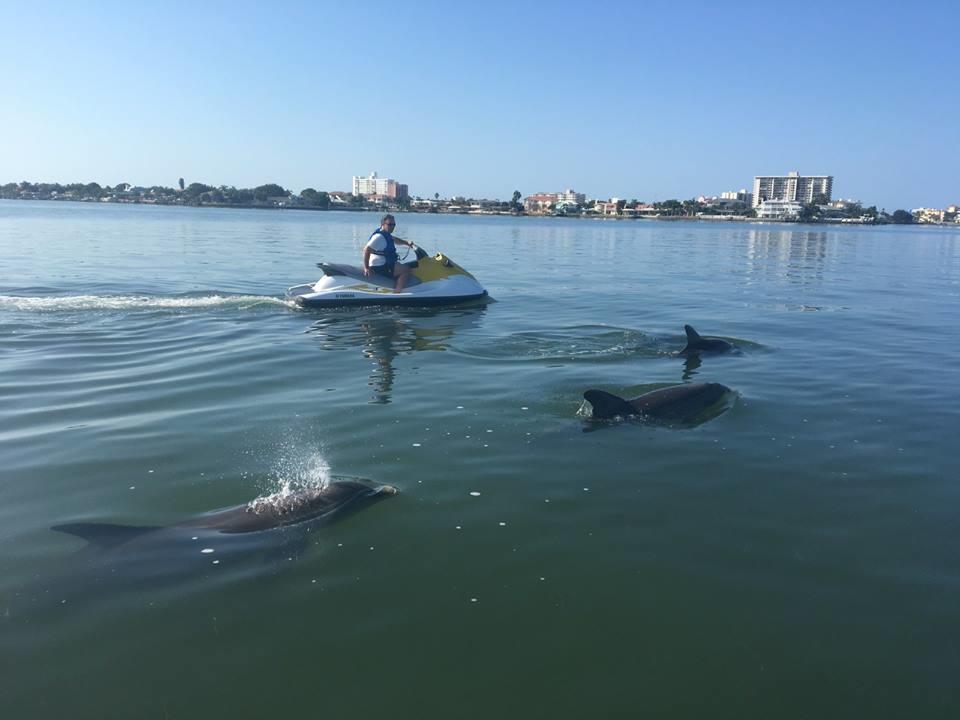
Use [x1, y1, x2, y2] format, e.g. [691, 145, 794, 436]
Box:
[752, 171, 833, 208]
[756, 199, 804, 219]
[557, 188, 586, 205]
[352, 171, 409, 199]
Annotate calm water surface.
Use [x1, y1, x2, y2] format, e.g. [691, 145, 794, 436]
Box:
[2, 201, 959, 718]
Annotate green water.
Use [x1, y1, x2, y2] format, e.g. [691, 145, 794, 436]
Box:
[1, 201, 958, 717]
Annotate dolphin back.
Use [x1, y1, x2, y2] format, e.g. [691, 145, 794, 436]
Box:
[186, 480, 397, 534]
[584, 382, 734, 426]
[51, 481, 398, 547]
[636, 382, 733, 424]
[584, 389, 637, 420]
[681, 324, 732, 355]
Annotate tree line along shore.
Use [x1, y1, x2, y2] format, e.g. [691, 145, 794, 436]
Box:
[2, 180, 922, 225]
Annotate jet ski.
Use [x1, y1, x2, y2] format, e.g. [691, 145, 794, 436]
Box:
[286, 245, 488, 308]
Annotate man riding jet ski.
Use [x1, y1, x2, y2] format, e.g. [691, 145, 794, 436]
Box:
[362, 214, 417, 292]
[286, 215, 487, 308]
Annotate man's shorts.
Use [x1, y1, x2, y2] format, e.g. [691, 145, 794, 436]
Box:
[371, 263, 395, 278]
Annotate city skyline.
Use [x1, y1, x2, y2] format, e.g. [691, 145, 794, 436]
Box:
[0, 171, 939, 215]
[1, 1, 957, 210]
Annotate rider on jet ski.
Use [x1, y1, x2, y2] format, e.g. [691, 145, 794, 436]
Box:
[362, 214, 416, 293]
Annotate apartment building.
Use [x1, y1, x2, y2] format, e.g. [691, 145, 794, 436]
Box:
[351, 171, 409, 199]
[721, 189, 753, 205]
[524, 193, 559, 213]
[557, 188, 586, 205]
[752, 171, 833, 208]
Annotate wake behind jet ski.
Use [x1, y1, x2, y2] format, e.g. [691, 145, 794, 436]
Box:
[287, 244, 488, 308]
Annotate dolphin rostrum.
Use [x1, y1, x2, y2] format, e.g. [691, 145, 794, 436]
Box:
[583, 382, 733, 425]
[679, 325, 734, 356]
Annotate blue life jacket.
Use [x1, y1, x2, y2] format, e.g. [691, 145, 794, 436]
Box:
[368, 229, 397, 265]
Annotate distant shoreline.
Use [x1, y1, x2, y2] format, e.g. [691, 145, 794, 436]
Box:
[0, 196, 916, 226]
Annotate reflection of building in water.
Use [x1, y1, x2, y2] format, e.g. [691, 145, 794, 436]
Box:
[744, 229, 829, 286]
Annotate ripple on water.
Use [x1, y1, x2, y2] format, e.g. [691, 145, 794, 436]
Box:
[454, 325, 667, 362]
[3, 208, 960, 719]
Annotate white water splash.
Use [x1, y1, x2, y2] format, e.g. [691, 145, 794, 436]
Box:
[247, 447, 334, 513]
[274, 449, 332, 495]
[0, 293, 296, 312]
[575, 399, 593, 418]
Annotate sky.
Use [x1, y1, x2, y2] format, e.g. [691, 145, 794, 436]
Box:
[1, 0, 957, 209]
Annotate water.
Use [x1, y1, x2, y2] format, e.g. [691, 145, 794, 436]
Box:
[2, 201, 959, 718]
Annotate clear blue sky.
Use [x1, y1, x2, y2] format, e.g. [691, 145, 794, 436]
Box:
[1, 0, 956, 209]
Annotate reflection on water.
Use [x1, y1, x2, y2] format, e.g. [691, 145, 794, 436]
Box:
[5, 207, 960, 719]
[362, 319, 401, 404]
[305, 307, 487, 403]
[681, 353, 702, 381]
[744, 228, 829, 286]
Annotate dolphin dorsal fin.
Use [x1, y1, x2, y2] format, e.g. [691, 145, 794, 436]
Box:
[684, 325, 702, 343]
[584, 390, 636, 419]
[51, 523, 157, 549]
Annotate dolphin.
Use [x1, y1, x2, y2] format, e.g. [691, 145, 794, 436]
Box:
[6, 481, 398, 617]
[52, 480, 397, 549]
[583, 382, 734, 425]
[679, 325, 734, 356]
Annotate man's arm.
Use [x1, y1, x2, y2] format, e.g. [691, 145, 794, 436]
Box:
[362, 246, 372, 275]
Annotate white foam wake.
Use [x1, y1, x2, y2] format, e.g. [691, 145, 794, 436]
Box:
[0, 293, 295, 312]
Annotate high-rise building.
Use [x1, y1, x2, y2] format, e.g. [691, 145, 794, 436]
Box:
[351, 171, 409, 199]
[752, 171, 833, 208]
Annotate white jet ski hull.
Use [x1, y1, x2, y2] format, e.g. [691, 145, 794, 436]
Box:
[288, 277, 487, 308]
[288, 246, 488, 308]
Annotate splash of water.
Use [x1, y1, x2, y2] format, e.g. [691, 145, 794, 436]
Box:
[274, 449, 332, 495]
[575, 399, 593, 418]
[247, 446, 334, 513]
